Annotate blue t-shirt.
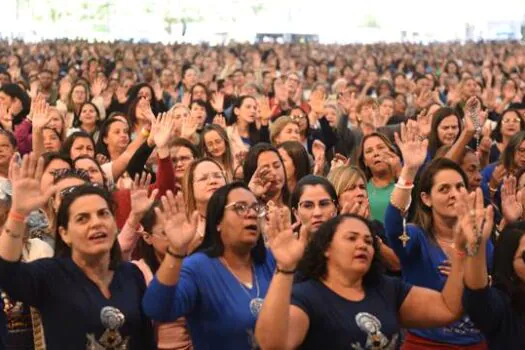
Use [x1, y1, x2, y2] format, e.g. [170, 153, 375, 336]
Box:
[0, 257, 155, 349]
[384, 204, 494, 345]
[143, 251, 276, 350]
[291, 276, 411, 349]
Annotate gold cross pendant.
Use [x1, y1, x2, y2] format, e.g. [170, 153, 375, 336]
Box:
[399, 232, 410, 247]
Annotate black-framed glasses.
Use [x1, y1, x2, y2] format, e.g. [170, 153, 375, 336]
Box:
[225, 201, 266, 217]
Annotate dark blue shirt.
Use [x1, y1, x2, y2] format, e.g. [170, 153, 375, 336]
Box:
[291, 276, 411, 349]
[0, 257, 155, 349]
[464, 286, 525, 350]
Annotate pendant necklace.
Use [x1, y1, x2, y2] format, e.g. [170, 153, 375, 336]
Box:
[221, 258, 264, 317]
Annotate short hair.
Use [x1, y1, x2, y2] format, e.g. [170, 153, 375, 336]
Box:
[327, 165, 367, 197]
[269, 116, 299, 145]
[62, 131, 95, 160]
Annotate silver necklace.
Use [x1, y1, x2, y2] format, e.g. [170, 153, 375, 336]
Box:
[221, 258, 264, 317]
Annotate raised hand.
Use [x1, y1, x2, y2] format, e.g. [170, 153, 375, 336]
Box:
[31, 95, 51, 130]
[180, 114, 199, 140]
[455, 188, 494, 254]
[212, 114, 226, 129]
[416, 108, 431, 138]
[154, 190, 199, 254]
[96, 153, 110, 165]
[394, 120, 428, 170]
[151, 80, 163, 101]
[210, 91, 225, 113]
[130, 173, 159, 219]
[150, 112, 175, 149]
[91, 77, 107, 97]
[59, 78, 72, 101]
[9, 153, 57, 216]
[181, 92, 191, 107]
[501, 176, 524, 223]
[267, 205, 307, 270]
[340, 199, 370, 218]
[257, 96, 273, 125]
[115, 85, 128, 104]
[248, 166, 272, 199]
[308, 90, 325, 115]
[382, 150, 402, 178]
[330, 153, 349, 172]
[478, 126, 492, 155]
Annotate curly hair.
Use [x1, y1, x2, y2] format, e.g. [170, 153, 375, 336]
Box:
[297, 214, 384, 287]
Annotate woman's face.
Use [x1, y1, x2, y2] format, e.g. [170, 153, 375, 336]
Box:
[324, 106, 338, 127]
[236, 98, 257, 124]
[394, 94, 407, 114]
[70, 137, 95, 160]
[42, 129, 61, 153]
[325, 217, 375, 276]
[145, 216, 170, 258]
[192, 85, 207, 101]
[290, 108, 308, 132]
[218, 188, 260, 249]
[0, 134, 14, 167]
[437, 115, 460, 146]
[275, 123, 300, 145]
[80, 104, 98, 127]
[104, 121, 130, 153]
[170, 146, 194, 181]
[278, 148, 295, 184]
[295, 185, 337, 232]
[513, 235, 525, 282]
[192, 161, 226, 205]
[513, 140, 525, 169]
[138, 86, 152, 101]
[171, 106, 188, 136]
[58, 194, 118, 258]
[183, 68, 197, 89]
[75, 158, 104, 185]
[500, 111, 521, 138]
[204, 130, 226, 159]
[339, 176, 368, 208]
[462, 79, 477, 98]
[47, 111, 64, 133]
[40, 159, 70, 194]
[72, 85, 87, 105]
[363, 136, 390, 175]
[421, 169, 466, 219]
[460, 152, 482, 192]
[190, 103, 207, 129]
[256, 151, 286, 199]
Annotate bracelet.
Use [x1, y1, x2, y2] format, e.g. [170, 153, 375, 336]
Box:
[275, 267, 296, 275]
[488, 185, 498, 193]
[8, 210, 26, 223]
[166, 247, 186, 260]
[390, 196, 411, 215]
[397, 177, 413, 187]
[141, 128, 150, 137]
[394, 183, 414, 190]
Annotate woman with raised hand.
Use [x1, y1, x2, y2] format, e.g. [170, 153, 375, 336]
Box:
[384, 122, 494, 349]
[143, 182, 275, 350]
[0, 153, 155, 349]
[255, 208, 466, 349]
[462, 214, 525, 349]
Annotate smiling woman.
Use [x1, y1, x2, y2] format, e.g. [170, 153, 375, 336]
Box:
[0, 153, 155, 349]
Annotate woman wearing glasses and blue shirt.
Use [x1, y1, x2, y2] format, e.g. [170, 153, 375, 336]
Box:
[143, 182, 277, 349]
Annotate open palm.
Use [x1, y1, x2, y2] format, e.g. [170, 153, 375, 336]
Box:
[395, 120, 428, 170]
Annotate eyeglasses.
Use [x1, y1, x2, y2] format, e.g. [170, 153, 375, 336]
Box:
[172, 155, 193, 165]
[502, 118, 521, 124]
[290, 114, 306, 122]
[225, 201, 266, 217]
[298, 199, 336, 211]
[196, 172, 225, 183]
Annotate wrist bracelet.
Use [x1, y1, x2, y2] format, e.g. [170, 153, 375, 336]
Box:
[276, 267, 296, 275]
[166, 247, 186, 260]
[8, 210, 26, 223]
[141, 128, 150, 137]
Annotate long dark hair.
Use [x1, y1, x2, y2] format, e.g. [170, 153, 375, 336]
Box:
[492, 221, 525, 319]
[95, 117, 131, 158]
[428, 107, 462, 158]
[290, 175, 339, 211]
[228, 95, 265, 146]
[297, 214, 383, 287]
[277, 141, 311, 186]
[491, 109, 525, 143]
[61, 131, 95, 160]
[139, 201, 162, 274]
[197, 182, 266, 264]
[243, 143, 290, 206]
[54, 184, 122, 270]
[73, 101, 102, 131]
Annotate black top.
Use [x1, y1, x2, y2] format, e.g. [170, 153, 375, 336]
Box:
[0, 257, 155, 349]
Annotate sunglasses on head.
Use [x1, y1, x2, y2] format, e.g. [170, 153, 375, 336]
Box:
[58, 183, 104, 199]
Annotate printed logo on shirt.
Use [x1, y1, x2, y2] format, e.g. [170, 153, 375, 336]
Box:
[86, 306, 129, 350]
[443, 316, 481, 336]
[351, 312, 398, 350]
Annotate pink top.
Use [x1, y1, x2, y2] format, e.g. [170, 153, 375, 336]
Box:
[133, 259, 193, 350]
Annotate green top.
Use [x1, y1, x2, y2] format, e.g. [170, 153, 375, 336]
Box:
[367, 180, 395, 224]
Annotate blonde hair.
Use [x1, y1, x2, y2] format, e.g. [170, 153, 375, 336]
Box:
[327, 165, 367, 197]
[269, 116, 299, 145]
[47, 106, 67, 141]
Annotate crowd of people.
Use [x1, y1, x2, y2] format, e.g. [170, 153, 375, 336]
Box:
[0, 38, 522, 349]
